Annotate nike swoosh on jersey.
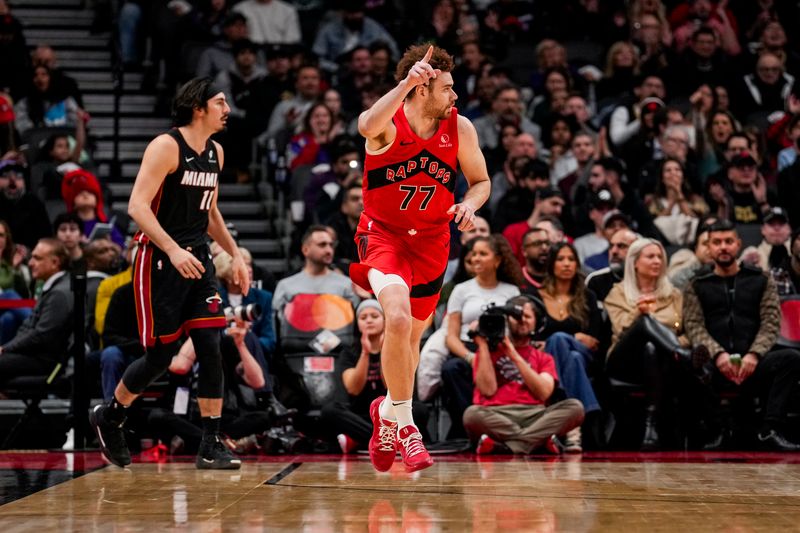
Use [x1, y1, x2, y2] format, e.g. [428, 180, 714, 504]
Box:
[185, 157, 194, 162]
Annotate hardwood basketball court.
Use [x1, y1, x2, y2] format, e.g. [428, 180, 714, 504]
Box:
[1, 451, 799, 531]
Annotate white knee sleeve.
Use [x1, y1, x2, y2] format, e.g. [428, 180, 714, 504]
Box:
[368, 268, 408, 298]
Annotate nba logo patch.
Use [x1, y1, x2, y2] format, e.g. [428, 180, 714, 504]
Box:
[206, 293, 223, 313]
[157, 260, 163, 271]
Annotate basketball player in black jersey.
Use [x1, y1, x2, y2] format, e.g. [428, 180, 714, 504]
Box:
[90, 78, 250, 469]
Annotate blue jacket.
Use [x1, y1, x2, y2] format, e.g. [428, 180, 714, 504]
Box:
[219, 285, 276, 356]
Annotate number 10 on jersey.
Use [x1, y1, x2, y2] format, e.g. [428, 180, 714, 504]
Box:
[199, 189, 215, 211]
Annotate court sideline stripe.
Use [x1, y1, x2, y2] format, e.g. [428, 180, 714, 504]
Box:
[264, 462, 303, 485]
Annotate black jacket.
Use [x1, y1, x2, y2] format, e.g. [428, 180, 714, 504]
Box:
[102, 282, 144, 359]
[3, 271, 73, 360]
[684, 265, 780, 357]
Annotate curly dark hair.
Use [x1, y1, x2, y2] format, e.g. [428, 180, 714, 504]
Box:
[394, 43, 455, 99]
[541, 242, 589, 329]
[471, 235, 524, 287]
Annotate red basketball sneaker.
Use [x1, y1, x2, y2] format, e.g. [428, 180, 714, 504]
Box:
[369, 396, 398, 472]
[397, 425, 434, 473]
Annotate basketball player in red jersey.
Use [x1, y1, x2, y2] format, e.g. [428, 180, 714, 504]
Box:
[350, 45, 491, 472]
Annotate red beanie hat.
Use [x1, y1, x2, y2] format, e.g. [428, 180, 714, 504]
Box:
[61, 168, 107, 222]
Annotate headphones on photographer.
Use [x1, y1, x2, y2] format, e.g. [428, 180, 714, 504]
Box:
[507, 293, 548, 338]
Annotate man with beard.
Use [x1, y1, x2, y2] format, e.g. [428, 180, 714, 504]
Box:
[312, 0, 398, 74]
[683, 220, 800, 451]
[520, 227, 550, 293]
[473, 83, 541, 151]
[0, 160, 51, 250]
[502, 187, 566, 267]
[584, 228, 638, 302]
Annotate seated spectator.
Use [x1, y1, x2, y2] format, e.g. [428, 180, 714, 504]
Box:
[733, 52, 794, 124]
[53, 212, 83, 266]
[740, 207, 793, 294]
[0, 219, 28, 297]
[586, 229, 639, 302]
[61, 168, 125, 247]
[260, 44, 295, 121]
[83, 238, 122, 347]
[713, 151, 776, 225]
[502, 187, 565, 267]
[637, 124, 700, 197]
[34, 132, 86, 209]
[335, 46, 375, 117]
[232, 0, 301, 45]
[573, 189, 616, 264]
[215, 249, 275, 357]
[149, 323, 272, 455]
[92, 281, 142, 401]
[273, 225, 360, 317]
[596, 41, 640, 104]
[488, 134, 539, 217]
[0, 238, 72, 384]
[196, 12, 249, 80]
[464, 295, 585, 455]
[214, 38, 270, 183]
[30, 44, 83, 108]
[312, 0, 399, 74]
[670, 0, 740, 57]
[93, 239, 134, 341]
[785, 229, 800, 294]
[302, 137, 361, 227]
[534, 243, 603, 452]
[777, 115, 800, 172]
[491, 156, 549, 234]
[683, 220, 800, 451]
[444, 216, 489, 284]
[288, 103, 337, 171]
[265, 65, 322, 139]
[322, 299, 429, 453]
[645, 158, 709, 246]
[473, 83, 541, 151]
[14, 66, 88, 136]
[325, 183, 363, 270]
[699, 110, 739, 180]
[442, 235, 522, 438]
[0, 219, 31, 343]
[0, 160, 51, 251]
[668, 217, 717, 290]
[608, 75, 666, 151]
[605, 238, 704, 450]
[519, 227, 551, 292]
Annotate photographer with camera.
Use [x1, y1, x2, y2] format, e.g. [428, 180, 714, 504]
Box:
[464, 295, 585, 455]
[214, 249, 275, 358]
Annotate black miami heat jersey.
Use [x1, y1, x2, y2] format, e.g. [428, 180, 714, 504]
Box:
[134, 128, 220, 248]
[362, 106, 459, 232]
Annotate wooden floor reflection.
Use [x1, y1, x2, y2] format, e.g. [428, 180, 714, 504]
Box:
[2, 455, 800, 532]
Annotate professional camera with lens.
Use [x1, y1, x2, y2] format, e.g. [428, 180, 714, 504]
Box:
[224, 303, 262, 323]
[467, 303, 524, 351]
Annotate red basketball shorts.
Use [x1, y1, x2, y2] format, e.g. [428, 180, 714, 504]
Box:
[349, 214, 450, 321]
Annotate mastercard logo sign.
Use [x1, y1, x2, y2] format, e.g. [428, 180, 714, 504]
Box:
[284, 294, 355, 332]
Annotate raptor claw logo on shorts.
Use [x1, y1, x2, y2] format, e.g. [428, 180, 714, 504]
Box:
[206, 293, 223, 313]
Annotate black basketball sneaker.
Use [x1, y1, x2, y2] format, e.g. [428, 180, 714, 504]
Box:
[196, 434, 242, 470]
[89, 404, 132, 467]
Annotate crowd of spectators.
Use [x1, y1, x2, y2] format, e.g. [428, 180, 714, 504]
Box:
[1, 0, 800, 454]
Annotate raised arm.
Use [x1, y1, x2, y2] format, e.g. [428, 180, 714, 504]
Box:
[358, 45, 440, 150]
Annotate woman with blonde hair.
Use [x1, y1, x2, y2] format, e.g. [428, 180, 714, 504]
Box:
[604, 238, 707, 450]
[214, 248, 275, 356]
[597, 41, 640, 102]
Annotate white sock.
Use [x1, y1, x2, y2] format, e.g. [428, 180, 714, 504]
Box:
[391, 398, 415, 430]
[379, 391, 396, 421]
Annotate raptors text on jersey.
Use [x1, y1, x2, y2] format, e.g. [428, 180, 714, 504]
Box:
[362, 106, 459, 232]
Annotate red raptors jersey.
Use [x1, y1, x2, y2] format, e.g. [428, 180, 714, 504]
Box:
[362, 105, 459, 232]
